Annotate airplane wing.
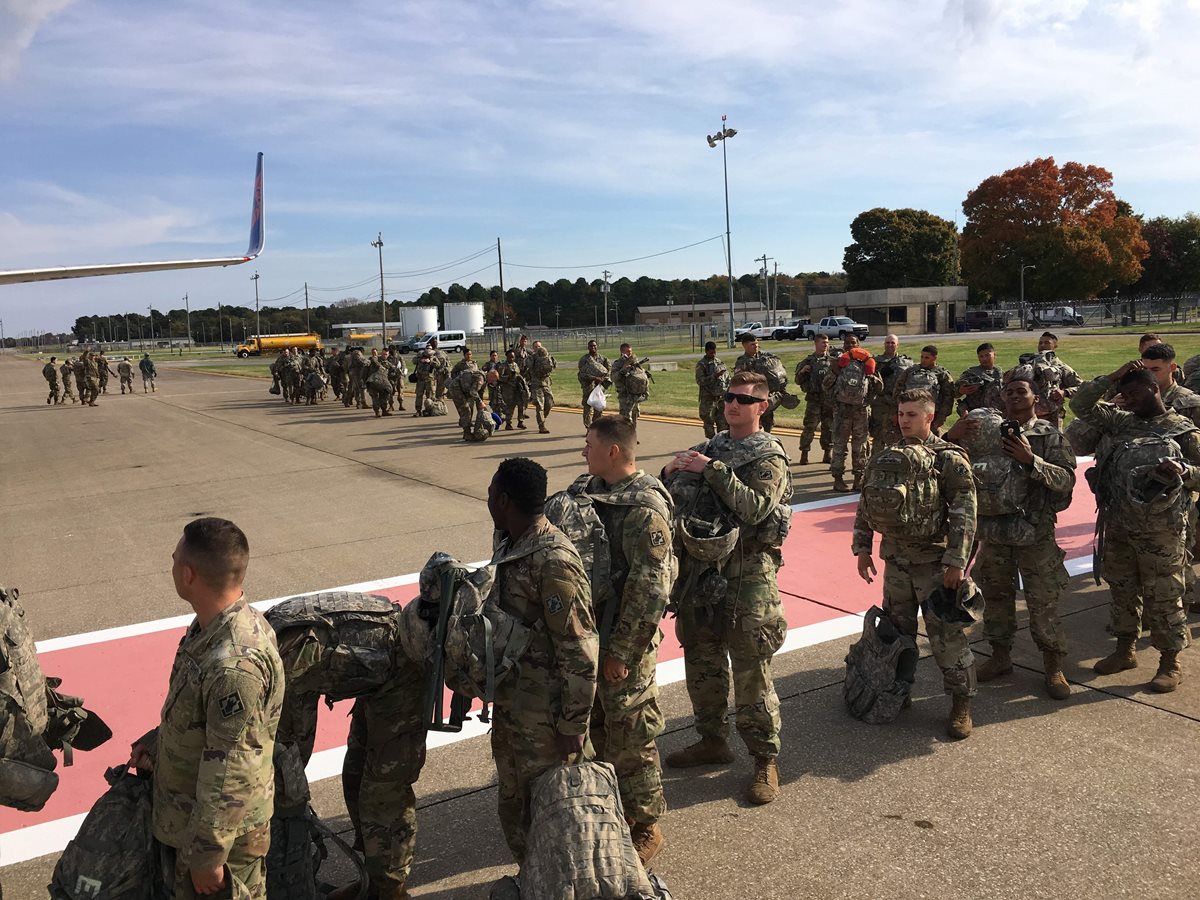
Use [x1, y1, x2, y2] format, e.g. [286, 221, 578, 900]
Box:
[0, 152, 265, 286]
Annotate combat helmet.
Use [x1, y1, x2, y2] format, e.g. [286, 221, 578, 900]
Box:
[676, 512, 739, 563]
[923, 577, 984, 625]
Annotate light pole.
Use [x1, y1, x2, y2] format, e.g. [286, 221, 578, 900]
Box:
[148, 305, 155, 341]
[184, 294, 191, 350]
[251, 271, 261, 338]
[372, 233, 386, 345]
[707, 115, 738, 347]
[1020, 262, 1036, 326]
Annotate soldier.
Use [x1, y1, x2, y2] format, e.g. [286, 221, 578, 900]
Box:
[346, 347, 368, 410]
[525, 340, 556, 434]
[1021, 331, 1081, 429]
[59, 357, 77, 404]
[364, 349, 394, 417]
[283, 348, 304, 405]
[42, 356, 60, 405]
[387, 347, 407, 412]
[663, 372, 791, 805]
[409, 348, 435, 415]
[326, 349, 346, 400]
[117, 357, 135, 395]
[870, 334, 912, 448]
[1071, 363, 1200, 692]
[578, 339, 611, 430]
[429, 338, 450, 401]
[73, 355, 87, 401]
[128, 518, 284, 899]
[824, 336, 880, 492]
[733, 334, 789, 432]
[497, 348, 529, 430]
[612, 344, 650, 428]
[511, 334, 531, 377]
[81, 350, 100, 406]
[482, 349, 502, 411]
[486, 458, 598, 864]
[139, 353, 158, 393]
[694, 341, 729, 439]
[572, 417, 674, 864]
[449, 348, 484, 438]
[853, 389, 979, 738]
[894, 344, 955, 432]
[269, 349, 287, 398]
[96, 350, 117, 394]
[795, 335, 836, 465]
[946, 370, 1076, 700]
[955, 342, 1004, 416]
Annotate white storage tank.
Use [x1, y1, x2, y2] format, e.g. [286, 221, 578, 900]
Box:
[400, 306, 439, 337]
[444, 301, 485, 335]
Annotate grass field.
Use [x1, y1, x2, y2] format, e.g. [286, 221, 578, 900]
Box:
[186, 332, 1200, 428]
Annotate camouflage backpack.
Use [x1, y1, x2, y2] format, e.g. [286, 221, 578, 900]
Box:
[264, 592, 400, 704]
[623, 364, 650, 397]
[1095, 424, 1197, 534]
[799, 353, 834, 394]
[0, 585, 57, 813]
[1019, 351, 1067, 400]
[901, 366, 941, 396]
[1065, 417, 1103, 457]
[531, 352, 556, 380]
[545, 474, 676, 648]
[861, 443, 949, 541]
[753, 353, 788, 394]
[421, 398, 449, 417]
[465, 407, 496, 442]
[833, 356, 871, 405]
[518, 760, 659, 900]
[843, 606, 919, 725]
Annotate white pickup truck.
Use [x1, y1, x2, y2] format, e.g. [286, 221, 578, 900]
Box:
[734, 321, 792, 341]
[802, 316, 870, 341]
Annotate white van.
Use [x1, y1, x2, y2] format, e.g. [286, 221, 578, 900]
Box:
[399, 330, 467, 354]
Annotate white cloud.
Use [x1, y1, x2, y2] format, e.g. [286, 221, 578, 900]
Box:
[0, 0, 76, 80]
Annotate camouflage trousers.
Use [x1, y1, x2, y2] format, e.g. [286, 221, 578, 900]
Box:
[342, 690, 429, 890]
[675, 569, 787, 758]
[881, 558, 977, 697]
[141, 373, 155, 392]
[163, 824, 269, 899]
[46, 382, 60, 404]
[530, 380, 553, 427]
[698, 392, 726, 438]
[589, 632, 666, 826]
[99, 372, 109, 394]
[120, 374, 134, 393]
[618, 393, 641, 428]
[830, 402, 870, 477]
[61, 378, 76, 402]
[501, 386, 526, 426]
[799, 393, 832, 452]
[870, 404, 901, 454]
[435, 372, 448, 400]
[974, 533, 1069, 655]
[84, 377, 100, 405]
[582, 385, 606, 427]
[457, 394, 483, 431]
[367, 384, 391, 414]
[1102, 528, 1191, 652]
[414, 378, 434, 413]
[491, 684, 594, 864]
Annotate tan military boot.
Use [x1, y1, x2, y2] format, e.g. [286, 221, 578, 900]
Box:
[799, 449, 809, 466]
[747, 757, 780, 805]
[1149, 650, 1182, 693]
[1094, 638, 1138, 675]
[832, 474, 850, 493]
[630, 822, 664, 866]
[946, 695, 972, 740]
[665, 736, 735, 768]
[1042, 650, 1071, 700]
[977, 643, 1013, 682]
[538, 425, 550, 434]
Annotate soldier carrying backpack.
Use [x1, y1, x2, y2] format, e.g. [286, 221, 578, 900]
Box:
[823, 337, 881, 492]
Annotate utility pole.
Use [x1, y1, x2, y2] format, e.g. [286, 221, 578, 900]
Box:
[602, 270, 611, 332]
[304, 282, 311, 334]
[0, 317, 5, 354]
[497, 238, 507, 349]
[756, 254, 773, 324]
[148, 305, 155, 341]
[772, 261, 780, 322]
[251, 271, 261, 338]
[554, 305, 561, 330]
[184, 294, 191, 349]
[217, 301, 224, 351]
[372, 233, 386, 346]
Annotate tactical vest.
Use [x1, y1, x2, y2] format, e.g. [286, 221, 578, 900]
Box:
[901, 365, 942, 396]
[843, 607, 919, 725]
[545, 474, 676, 648]
[874, 354, 913, 396]
[695, 358, 729, 397]
[739, 353, 787, 394]
[1019, 351, 1067, 399]
[861, 443, 953, 541]
[833, 356, 870, 405]
[43, 363, 57, 383]
[799, 353, 834, 395]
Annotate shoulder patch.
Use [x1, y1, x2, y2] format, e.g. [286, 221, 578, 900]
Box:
[545, 594, 564, 615]
[219, 691, 246, 718]
[650, 531, 666, 547]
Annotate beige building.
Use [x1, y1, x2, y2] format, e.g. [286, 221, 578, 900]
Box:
[809, 286, 967, 335]
[636, 301, 769, 326]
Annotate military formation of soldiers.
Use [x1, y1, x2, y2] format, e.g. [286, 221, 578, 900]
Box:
[39, 349, 158, 408]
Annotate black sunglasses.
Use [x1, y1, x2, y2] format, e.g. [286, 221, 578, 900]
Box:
[724, 391, 766, 405]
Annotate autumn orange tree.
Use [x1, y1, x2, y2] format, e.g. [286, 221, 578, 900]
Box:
[960, 157, 1148, 302]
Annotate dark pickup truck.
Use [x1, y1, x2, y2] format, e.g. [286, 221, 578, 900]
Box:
[960, 309, 1008, 331]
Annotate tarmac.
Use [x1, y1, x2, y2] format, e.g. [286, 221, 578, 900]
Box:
[1, 353, 1197, 899]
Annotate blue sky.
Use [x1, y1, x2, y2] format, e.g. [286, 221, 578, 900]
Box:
[2, 0, 1198, 335]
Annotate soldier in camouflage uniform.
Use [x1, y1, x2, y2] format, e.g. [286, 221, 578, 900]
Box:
[497, 348, 528, 430]
[387, 347, 407, 412]
[664, 372, 791, 805]
[824, 336, 880, 492]
[894, 345, 956, 432]
[449, 348, 484, 437]
[486, 458, 598, 864]
[81, 350, 100, 407]
[694, 341, 729, 439]
[364, 349, 394, 417]
[42, 356, 61, 405]
[870, 334, 912, 449]
[96, 350, 117, 394]
[1071, 363, 1200, 692]
[1021, 332, 1081, 429]
[511, 334, 531, 378]
[130, 518, 284, 899]
[947, 370, 1076, 700]
[423, 338, 447, 401]
[575, 417, 674, 865]
[59, 357, 77, 404]
[410, 348, 437, 415]
[733, 334, 789, 432]
[955, 342, 1004, 416]
[853, 389, 979, 738]
[578, 339, 611, 429]
[482, 349, 502, 411]
[326, 349, 346, 401]
[527, 341, 556, 434]
[611, 344, 646, 427]
[138, 353, 157, 393]
[795, 335, 836, 465]
[117, 357, 135, 395]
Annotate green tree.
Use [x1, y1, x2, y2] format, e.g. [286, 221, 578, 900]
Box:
[1129, 214, 1200, 295]
[843, 208, 959, 291]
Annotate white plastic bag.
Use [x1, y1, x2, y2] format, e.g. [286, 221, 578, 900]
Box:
[587, 384, 607, 412]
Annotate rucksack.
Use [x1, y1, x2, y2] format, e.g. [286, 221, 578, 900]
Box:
[48, 765, 163, 900]
[1096, 428, 1196, 534]
[531, 353, 556, 380]
[458, 367, 486, 396]
[860, 443, 948, 541]
[834, 356, 870, 405]
[544, 475, 676, 648]
[901, 366, 941, 396]
[624, 366, 649, 397]
[956, 409, 1030, 519]
[1, 584, 57, 813]
[264, 592, 400, 703]
[518, 760, 659, 900]
[465, 407, 495, 442]
[422, 398, 449, 417]
[843, 607, 919, 725]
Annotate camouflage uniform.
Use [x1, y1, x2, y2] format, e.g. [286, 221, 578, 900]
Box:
[527, 348, 556, 430]
[96, 353, 116, 394]
[895, 364, 956, 431]
[1071, 377, 1200, 652]
[449, 359, 484, 432]
[824, 358, 879, 483]
[733, 350, 788, 432]
[364, 356, 392, 416]
[955, 365, 1003, 416]
[59, 361, 77, 403]
[794, 350, 836, 456]
[490, 520, 598, 863]
[413, 351, 437, 413]
[430, 349, 450, 401]
[481, 359, 502, 411]
[869, 352, 911, 448]
[81, 352, 100, 406]
[117, 360, 135, 394]
[1022, 351, 1081, 429]
[345, 350, 368, 409]
[671, 431, 791, 758]
[612, 355, 646, 427]
[42, 361, 60, 405]
[387, 352, 406, 411]
[138, 355, 157, 393]
[695, 355, 729, 439]
[326, 351, 346, 400]
[969, 416, 1076, 655]
[497, 359, 528, 428]
[73, 358, 87, 401]
[578, 352, 611, 428]
[580, 471, 673, 827]
[153, 598, 284, 900]
[852, 435, 979, 697]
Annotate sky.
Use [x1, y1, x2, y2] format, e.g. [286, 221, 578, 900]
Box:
[2, 0, 1199, 336]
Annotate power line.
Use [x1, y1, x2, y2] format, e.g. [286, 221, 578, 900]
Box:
[507, 234, 725, 270]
